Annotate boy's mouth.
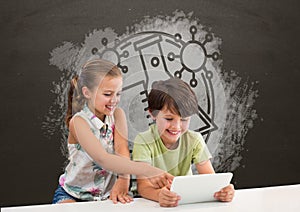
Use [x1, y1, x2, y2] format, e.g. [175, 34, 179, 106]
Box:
[167, 129, 181, 135]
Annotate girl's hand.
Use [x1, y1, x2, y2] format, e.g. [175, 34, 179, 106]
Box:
[148, 172, 174, 189]
[214, 184, 235, 202]
[109, 177, 133, 204]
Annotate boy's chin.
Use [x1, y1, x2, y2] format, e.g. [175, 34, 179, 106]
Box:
[165, 135, 180, 142]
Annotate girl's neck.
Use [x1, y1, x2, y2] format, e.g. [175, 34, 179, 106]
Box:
[86, 104, 105, 121]
[95, 110, 105, 122]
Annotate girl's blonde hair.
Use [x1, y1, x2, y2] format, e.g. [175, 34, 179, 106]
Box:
[65, 59, 122, 127]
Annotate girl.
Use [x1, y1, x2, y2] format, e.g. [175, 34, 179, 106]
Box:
[132, 78, 235, 207]
[52, 59, 173, 204]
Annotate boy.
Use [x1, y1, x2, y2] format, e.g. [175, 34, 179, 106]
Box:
[132, 78, 234, 207]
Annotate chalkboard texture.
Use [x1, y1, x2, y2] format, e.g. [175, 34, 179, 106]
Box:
[0, 0, 299, 207]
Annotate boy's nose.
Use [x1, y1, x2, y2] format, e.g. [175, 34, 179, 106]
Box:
[171, 120, 181, 128]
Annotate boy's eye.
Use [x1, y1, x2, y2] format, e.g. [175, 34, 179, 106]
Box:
[104, 93, 112, 96]
[165, 118, 173, 121]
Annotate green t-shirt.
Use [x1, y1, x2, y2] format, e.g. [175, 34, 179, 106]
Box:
[132, 124, 212, 176]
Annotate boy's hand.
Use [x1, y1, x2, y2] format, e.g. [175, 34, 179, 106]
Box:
[214, 184, 235, 202]
[158, 184, 181, 207]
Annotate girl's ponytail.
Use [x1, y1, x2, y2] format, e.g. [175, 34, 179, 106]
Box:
[65, 75, 81, 128]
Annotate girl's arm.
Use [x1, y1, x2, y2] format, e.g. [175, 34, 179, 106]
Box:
[110, 107, 132, 203]
[69, 115, 173, 186]
[113, 107, 130, 160]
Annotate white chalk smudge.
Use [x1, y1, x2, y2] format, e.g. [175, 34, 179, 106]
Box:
[213, 71, 259, 172]
[43, 11, 259, 171]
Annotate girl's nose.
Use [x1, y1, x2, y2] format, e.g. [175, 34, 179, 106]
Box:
[110, 94, 119, 103]
[110, 96, 116, 103]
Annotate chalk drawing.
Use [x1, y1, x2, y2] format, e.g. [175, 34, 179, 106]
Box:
[43, 11, 258, 172]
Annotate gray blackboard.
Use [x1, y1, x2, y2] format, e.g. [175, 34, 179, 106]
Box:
[1, 0, 299, 207]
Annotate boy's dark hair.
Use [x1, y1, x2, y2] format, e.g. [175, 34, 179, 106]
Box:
[148, 78, 198, 118]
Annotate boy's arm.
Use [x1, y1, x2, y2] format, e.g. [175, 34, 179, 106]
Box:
[195, 160, 215, 174]
[137, 177, 180, 207]
[137, 178, 161, 201]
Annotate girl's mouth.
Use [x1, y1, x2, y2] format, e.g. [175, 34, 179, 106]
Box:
[106, 105, 115, 111]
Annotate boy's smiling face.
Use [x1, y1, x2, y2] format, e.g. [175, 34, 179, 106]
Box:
[151, 107, 191, 148]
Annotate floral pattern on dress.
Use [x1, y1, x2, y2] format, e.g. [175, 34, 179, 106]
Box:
[59, 105, 117, 200]
[92, 162, 108, 186]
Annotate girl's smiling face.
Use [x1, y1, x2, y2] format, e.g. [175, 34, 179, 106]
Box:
[151, 107, 191, 148]
[84, 76, 123, 121]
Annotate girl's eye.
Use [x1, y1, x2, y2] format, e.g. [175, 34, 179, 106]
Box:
[104, 93, 111, 96]
[165, 118, 173, 121]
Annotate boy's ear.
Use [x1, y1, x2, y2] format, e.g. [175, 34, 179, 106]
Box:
[148, 109, 156, 120]
[82, 86, 91, 99]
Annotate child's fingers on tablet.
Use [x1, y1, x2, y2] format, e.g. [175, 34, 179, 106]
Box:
[215, 189, 234, 202]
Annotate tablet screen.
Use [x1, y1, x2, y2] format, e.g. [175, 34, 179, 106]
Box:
[170, 173, 233, 205]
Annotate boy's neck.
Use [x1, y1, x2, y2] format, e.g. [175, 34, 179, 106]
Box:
[163, 139, 179, 150]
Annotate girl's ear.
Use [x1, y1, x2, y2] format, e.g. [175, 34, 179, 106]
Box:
[82, 86, 91, 99]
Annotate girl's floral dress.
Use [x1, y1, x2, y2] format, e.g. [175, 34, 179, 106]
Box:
[59, 105, 116, 201]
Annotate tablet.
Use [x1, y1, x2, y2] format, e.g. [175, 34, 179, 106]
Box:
[170, 172, 233, 205]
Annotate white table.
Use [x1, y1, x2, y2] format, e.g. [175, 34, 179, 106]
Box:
[2, 184, 300, 212]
